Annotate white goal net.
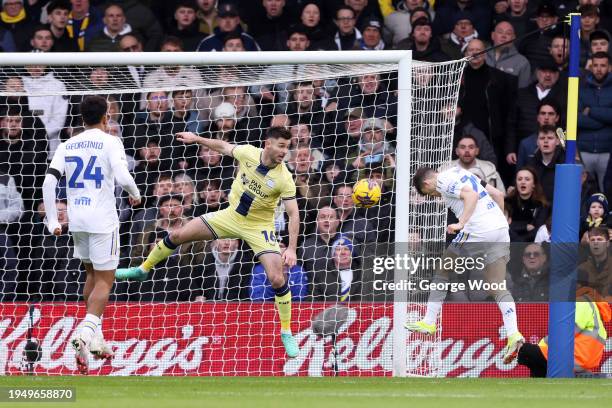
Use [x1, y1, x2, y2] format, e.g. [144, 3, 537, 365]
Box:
[0, 52, 465, 376]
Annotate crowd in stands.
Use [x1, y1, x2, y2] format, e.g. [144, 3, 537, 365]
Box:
[0, 0, 611, 303]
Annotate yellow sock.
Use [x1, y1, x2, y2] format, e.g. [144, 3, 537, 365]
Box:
[141, 239, 176, 272]
[274, 291, 292, 333]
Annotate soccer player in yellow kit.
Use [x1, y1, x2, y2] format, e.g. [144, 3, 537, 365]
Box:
[116, 127, 301, 357]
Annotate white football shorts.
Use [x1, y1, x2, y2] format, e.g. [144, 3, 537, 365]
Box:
[447, 227, 510, 265]
[72, 228, 120, 270]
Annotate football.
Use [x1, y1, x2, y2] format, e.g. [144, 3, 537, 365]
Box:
[352, 179, 381, 208]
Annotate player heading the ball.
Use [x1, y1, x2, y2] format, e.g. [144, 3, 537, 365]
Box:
[42, 95, 142, 374]
[116, 128, 301, 358]
[406, 166, 524, 364]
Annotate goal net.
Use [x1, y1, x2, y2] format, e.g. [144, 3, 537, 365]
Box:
[0, 52, 465, 376]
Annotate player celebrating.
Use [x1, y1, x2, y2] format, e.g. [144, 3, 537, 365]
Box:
[116, 128, 301, 357]
[407, 166, 524, 363]
[42, 95, 142, 373]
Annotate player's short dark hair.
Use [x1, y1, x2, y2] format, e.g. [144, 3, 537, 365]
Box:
[80, 95, 108, 126]
[591, 51, 611, 63]
[413, 166, 435, 195]
[265, 126, 292, 140]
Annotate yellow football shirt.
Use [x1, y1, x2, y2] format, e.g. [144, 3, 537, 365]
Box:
[228, 144, 296, 225]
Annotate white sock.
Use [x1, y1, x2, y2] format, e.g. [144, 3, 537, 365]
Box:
[423, 301, 443, 325]
[78, 313, 101, 345]
[96, 316, 103, 339]
[496, 293, 519, 337]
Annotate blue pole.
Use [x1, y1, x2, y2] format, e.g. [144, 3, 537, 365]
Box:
[547, 13, 581, 378]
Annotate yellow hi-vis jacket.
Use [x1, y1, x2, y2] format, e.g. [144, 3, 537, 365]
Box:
[539, 295, 611, 371]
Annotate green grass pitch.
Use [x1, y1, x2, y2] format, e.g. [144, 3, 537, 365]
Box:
[2, 377, 610, 408]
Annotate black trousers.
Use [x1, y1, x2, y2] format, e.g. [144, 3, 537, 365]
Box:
[517, 342, 548, 377]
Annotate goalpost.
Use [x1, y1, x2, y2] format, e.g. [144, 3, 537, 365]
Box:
[0, 51, 465, 377]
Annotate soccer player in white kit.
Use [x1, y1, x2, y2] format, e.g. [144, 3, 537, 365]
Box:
[406, 166, 525, 364]
[42, 96, 141, 374]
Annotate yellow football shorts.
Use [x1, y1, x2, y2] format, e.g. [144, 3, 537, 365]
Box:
[200, 208, 281, 258]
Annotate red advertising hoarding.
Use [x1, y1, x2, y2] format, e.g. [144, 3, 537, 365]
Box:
[0, 303, 609, 376]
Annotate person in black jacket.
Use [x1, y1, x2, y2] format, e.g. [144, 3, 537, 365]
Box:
[166, 0, 205, 51]
[460, 39, 517, 183]
[525, 125, 566, 203]
[506, 167, 550, 242]
[394, 17, 449, 62]
[507, 59, 567, 167]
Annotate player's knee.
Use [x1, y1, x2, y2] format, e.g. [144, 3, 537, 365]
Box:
[168, 230, 183, 246]
[267, 271, 285, 289]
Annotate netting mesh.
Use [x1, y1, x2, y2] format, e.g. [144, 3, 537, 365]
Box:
[0, 58, 467, 376]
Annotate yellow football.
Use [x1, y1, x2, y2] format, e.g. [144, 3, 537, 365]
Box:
[352, 179, 381, 208]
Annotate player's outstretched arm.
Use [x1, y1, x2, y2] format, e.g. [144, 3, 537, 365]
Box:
[447, 186, 479, 234]
[42, 173, 61, 236]
[176, 132, 235, 157]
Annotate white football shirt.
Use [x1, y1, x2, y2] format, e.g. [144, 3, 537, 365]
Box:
[49, 129, 129, 233]
[436, 167, 507, 233]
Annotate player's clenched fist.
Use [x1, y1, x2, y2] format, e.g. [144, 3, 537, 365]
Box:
[176, 132, 201, 144]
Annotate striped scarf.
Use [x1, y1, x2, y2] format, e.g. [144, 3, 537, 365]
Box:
[66, 12, 90, 51]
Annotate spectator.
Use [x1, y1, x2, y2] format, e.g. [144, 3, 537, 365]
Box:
[251, 240, 308, 300]
[452, 103, 498, 164]
[285, 24, 310, 51]
[285, 81, 325, 139]
[460, 39, 517, 180]
[118, 34, 146, 88]
[221, 32, 245, 51]
[30, 200, 83, 301]
[132, 137, 168, 208]
[348, 117, 395, 181]
[289, 145, 329, 213]
[526, 125, 565, 203]
[333, 5, 361, 50]
[439, 12, 478, 60]
[127, 90, 171, 154]
[0, 106, 47, 211]
[335, 73, 396, 120]
[507, 59, 566, 165]
[112, 0, 163, 52]
[172, 172, 197, 218]
[129, 173, 173, 241]
[453, 134, 505, 192]
[20, 64, 68, 158]
[580, 193, 609, 241]
[585, 30, 610, 71]
[578, 226, 612, 300]
[46, 0, 76, 52]
[346, 0, 382, 30]
[329, 235, 360, 301]
[248, 0, 296, 51]
[194, 178, 228, 217]
[332, 183, 370, 244]
[517, 99, 562, 168]
[434, 1, 491, 41]
[506, 167, 550, 242]
[384, 0, 434, 47]
[513, 243, 549, 302]
[192, 239, 252, 301]
[300, 206, 343, 287]
[195, 0, 217, 36]
[578, 52, 612, 191]
[29, 24, 54, 51]
[355, 16, 385, 50]
[169, 89, 200, 134]
[579, 5, 603, 66]
[499, 0, 531, 38]
[66, 0, 104, 52]
[196, 2, 260, 52]
[142, 37, 205, 90]
[395, 17, 449, 62]
[299, 1, 332, 50]
[87, 3, 131, 52]
[549, 33, 569, 72]
[188, 143, 235, 190]
[519, 2, 562, 71]
[0, 0, 35, 51]
[167, 0, 205, 51]
[486, 21, 532, 88]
